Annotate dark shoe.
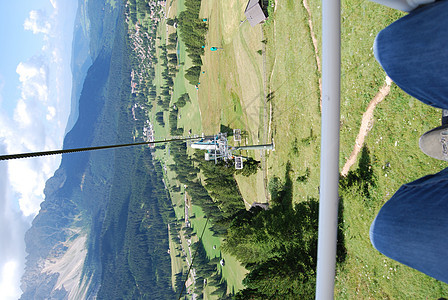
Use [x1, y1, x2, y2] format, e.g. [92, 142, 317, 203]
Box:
[419, 125, 448, 161]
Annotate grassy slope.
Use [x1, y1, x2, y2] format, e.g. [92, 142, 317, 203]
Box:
[199, 0, 268, 206]
[264, 0, 322, 202]
[266, 0, 448, 298]
[190, 1, 273, 292]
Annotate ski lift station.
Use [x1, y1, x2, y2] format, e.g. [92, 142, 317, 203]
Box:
[190, 132, 274, 169]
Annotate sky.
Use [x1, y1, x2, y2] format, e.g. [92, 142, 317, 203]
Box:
[0, 1, 78, 299]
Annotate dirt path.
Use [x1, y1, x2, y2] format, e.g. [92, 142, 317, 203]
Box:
[302, 0, 322, 104]
[341, 77, 392, 176]
[299, 0, 390, 177]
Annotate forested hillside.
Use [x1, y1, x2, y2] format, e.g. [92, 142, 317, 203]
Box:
[80, 6, 176, 299]
[97, 149, 175, 299]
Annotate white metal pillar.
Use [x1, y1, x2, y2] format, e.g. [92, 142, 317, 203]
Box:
[315, 0, 341, 298]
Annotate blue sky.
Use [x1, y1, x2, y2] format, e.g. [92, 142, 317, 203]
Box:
[0, 1, 78, 299]
[0, 1, 53, 114]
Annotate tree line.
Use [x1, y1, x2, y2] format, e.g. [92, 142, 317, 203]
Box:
[224, 163, 319, 299]
[178, 0, 207, 85]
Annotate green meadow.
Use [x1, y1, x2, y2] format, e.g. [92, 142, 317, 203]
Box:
[267, 0, 448, 298]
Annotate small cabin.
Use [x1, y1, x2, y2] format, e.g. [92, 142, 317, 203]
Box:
[244, 0, 268, 27]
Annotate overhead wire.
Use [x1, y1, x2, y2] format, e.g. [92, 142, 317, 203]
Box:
[0, 136, 200, 161]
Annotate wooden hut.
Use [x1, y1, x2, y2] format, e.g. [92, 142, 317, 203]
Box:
[244, 0, 268, 27]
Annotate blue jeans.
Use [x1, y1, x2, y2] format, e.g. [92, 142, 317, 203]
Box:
[374, 0, 448, 109]
[371, 0, 448, 284]
[370, 168, 448, 283]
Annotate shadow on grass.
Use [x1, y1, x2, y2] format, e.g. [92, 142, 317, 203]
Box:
[271, 161, 347, 263]
[226, 161, 348, 298]
[339, 144, 377, 207]
[277, 161, 294, 208]
[266, 91, 275, 102]
[220, 124, 234, 136]
[259, 0, 270, 18]
[337, 198, 347, 264]
[337, 145, 378, 264]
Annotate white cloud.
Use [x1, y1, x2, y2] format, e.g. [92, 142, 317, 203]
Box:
[0, 54, 62, 218]
[0, 125, 60, 217]
[23, 10, 51, 35]
[13, 99, 31, 127]
[49, 0, 58, 10]
[0, 116, 61, 216]
[16, 60, 49, 103]
[0, 152, 30, 300]
[51, 48, 62, 64]
[9, 161, 47, 216]
[1, 1, 75, 219]
[0, 261, 21, 300]
[46, 106, 56, 121]
[0, 1, 77, 298]
[16, 61, 45, 82]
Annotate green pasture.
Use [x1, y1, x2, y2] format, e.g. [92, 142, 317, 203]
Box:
[189, 205, 247, 294]
[174, 41, 203, 136]
[168, 225, 185, 290]
[264, 0, 448, 298]
[164, 0, 204, 136]
[198, 0, 265, 142]
[264, 0, 322, 202]
[197, 0, 268, 204]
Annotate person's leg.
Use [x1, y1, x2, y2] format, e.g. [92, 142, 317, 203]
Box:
[370, 167, 448, 283]
[374, 0, 448, 109]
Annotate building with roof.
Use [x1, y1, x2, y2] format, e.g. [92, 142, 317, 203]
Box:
[250, 202, 270, 211]
[244, 0, 268, 27]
